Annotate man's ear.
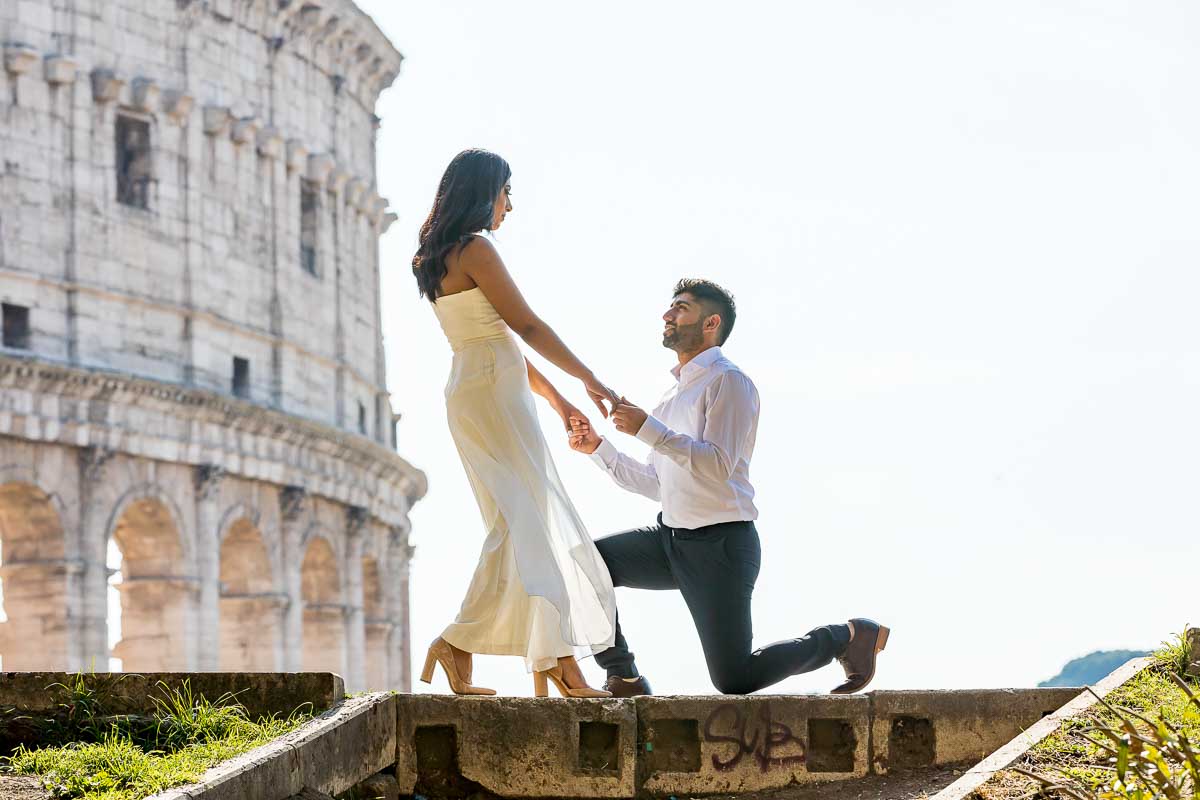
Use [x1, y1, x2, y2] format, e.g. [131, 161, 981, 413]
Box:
[705, 313, 722, 335]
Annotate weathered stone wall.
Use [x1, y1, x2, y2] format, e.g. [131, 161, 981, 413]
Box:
[0, 0, 401, 433]
[0, 400, 416, 689]
[0, 1, 420, 690]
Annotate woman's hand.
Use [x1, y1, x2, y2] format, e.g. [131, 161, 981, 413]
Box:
[583, 373, 619, 419]
[554, 398, 591, 434]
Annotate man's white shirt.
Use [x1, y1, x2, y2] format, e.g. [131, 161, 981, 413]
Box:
[589, 346, 759, 530]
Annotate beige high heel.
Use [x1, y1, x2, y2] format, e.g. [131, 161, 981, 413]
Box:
[419, 638, 497, 696]
[533, 665, 612, 698]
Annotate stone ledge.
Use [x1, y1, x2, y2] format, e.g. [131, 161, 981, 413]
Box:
[636, 694, 869, 797]
[0, 672, 345, 720]
[869, 687, 1082, 773]
[930, 657, 1154, 800]
[7, 677, 1121, 800]
[395, 694, 636, 799]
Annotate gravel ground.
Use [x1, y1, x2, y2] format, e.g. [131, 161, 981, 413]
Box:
[677, 765, 967, 800]
[0, 776, 50, 800]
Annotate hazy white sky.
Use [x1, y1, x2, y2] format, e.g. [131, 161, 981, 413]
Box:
[358, 0, 1199, 696]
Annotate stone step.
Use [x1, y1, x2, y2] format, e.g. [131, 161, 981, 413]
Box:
[393, 687, 1081, 799]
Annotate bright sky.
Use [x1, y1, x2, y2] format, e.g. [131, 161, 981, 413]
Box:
[359, 0, 1200, 696]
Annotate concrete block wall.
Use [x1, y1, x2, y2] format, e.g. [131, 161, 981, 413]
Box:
[389, 690, 1083, 799]
[869, 688, 1083, 773]
[395, 695, 639, 799]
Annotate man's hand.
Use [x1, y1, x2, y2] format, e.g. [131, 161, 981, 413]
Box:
[568, 415, 601, 454]
[612, 397, 648, 436]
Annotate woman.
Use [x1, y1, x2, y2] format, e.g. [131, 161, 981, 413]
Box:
[413, 149, 617, 697]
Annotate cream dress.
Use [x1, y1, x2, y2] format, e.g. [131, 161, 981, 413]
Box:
[431, 285, 617, 672]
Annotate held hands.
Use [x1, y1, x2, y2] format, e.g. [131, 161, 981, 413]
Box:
[567, 395, 648, 455]
[583, 373, 620, 419]
[568, 415, 601, 454]
[611, 397, 648, 436]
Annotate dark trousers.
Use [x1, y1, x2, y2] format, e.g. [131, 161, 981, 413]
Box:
[594, 515, 850, 695]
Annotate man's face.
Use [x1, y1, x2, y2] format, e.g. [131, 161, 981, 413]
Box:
[662, 293, 710, 351]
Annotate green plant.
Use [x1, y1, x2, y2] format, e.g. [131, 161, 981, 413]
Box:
[4, 679, 313, 800]
[146, 681, 249, 751]
[40, 672, 126, 745]
[1012, 671, 1200, 796]
[1154, 625, 1194, 677]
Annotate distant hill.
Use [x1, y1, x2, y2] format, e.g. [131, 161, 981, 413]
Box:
[1039, 649, 1150, 687]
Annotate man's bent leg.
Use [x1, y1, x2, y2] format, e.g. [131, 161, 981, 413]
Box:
[594, 520, 675, 678]
[672, 522, 851, 694]
[744, 624, 851, 691]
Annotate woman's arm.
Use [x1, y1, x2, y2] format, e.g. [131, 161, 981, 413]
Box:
[526, 359, 585, 431]
[461, 236, 617, 415]
[526, 358, 564, 408]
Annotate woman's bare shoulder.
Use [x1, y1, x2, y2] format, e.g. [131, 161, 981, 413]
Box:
[457, 234, 501, 264]
[456, 235, 506, 279]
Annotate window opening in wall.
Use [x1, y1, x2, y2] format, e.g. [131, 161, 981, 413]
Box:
[116, 115, 153, 209]
[1, 303, 30, 349]
[300, 181, 319, 275]
[232, 357, 250, 399]
[358, 402, 367, 435]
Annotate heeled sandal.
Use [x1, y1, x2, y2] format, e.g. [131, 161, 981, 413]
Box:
[533, 665, 611, 698]
[419, 637, 497, 696]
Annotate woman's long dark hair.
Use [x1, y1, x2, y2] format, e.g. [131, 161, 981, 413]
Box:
[413, 149, 511, 301]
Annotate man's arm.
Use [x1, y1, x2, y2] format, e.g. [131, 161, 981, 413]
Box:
[569, 420, 661, 501]
[613, 371, 758, 483]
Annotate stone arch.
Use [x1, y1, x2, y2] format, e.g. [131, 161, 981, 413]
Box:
[0, 481, 69, 670]
[300, 532, 345, 675]
[107, 486, 192, 671]
[218, 515, 281, 670]
[362, 554, 388, 689]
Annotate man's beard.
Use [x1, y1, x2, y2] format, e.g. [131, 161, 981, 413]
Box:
[663, 320, 704, 351]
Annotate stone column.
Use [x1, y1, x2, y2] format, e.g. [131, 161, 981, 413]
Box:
[78, 446, 114, 670]
[279, 486, 307, 671]
[343, 506, 367, 691]
[193, 465, 224, 670]
[387, 519, 413, 690]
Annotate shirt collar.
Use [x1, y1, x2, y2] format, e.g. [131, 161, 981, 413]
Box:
[670, 346, 724, 382]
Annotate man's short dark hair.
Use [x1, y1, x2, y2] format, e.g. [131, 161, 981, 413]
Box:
[673, 278, 737, 345]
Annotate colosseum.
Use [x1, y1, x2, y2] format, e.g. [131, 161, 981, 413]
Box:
[0, 0, 425, 692]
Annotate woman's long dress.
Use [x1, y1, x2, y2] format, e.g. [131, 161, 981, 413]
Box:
[431, 286, 616, 672]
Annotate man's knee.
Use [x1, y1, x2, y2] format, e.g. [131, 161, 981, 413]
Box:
[594, 535, 622, 580]
[709, 660, 755, 695]
[712, 675, 756, 695]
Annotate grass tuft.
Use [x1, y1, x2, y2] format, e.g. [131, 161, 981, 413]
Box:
[2, 677, 311, 800]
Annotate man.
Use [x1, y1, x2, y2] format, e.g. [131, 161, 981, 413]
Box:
[569, 279, 889, 697]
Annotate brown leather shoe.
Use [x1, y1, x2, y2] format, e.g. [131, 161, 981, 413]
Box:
[603, 675, 653, 697]
[831, 618, 890, 694]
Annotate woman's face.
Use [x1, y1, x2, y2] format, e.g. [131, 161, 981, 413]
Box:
[491, 181, 513, 230]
